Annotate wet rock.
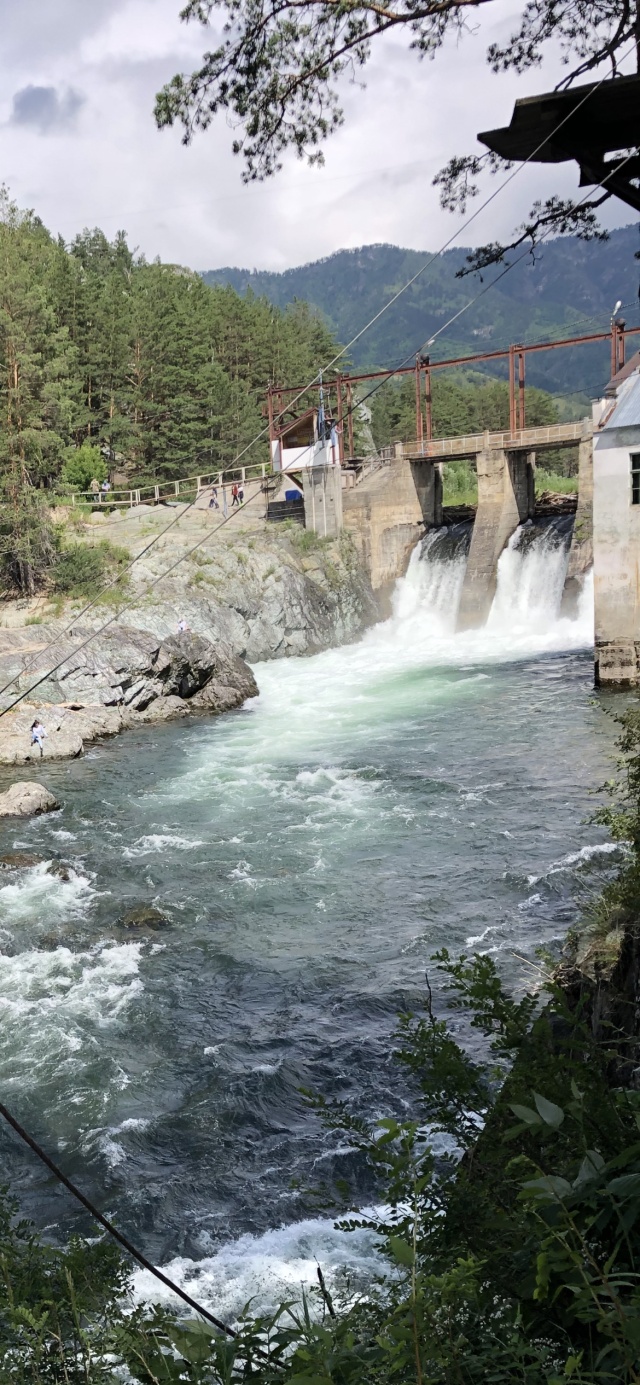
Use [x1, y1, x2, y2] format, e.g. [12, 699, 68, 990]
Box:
[0, 781, 60, 817]
[119, 905, 170, 931]
[47, 860, 73, 882]
[0, 850, 45, 869]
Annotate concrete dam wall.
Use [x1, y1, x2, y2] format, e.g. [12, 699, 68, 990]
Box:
[337, 423, 593, 626]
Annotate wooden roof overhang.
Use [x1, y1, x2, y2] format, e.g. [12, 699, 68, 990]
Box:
[478, 74, 640, 212]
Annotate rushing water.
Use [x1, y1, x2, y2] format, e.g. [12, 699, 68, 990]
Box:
[0, 520, 623, 1318]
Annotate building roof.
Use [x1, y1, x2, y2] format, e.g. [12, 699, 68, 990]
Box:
[478, 73, 640, 166]
[601, 371, 640, 430]
[607, 349, 640, 395]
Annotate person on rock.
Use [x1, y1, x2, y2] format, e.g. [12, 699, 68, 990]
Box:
[30, 719, 47, 757]
[177, 618, 188, 634]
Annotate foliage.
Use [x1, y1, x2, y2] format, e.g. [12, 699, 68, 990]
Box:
[5, 717, 640, 1380]
[0, 189, 339, 496]
[536, 468, 579, 494]
[156, 1, 637, 261]
[53, 540, 130, 598]
[61, 444, 107, 493]
[0, 477, 57, 596]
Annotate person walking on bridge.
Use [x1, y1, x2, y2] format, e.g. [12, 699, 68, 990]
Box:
[231, 483, 240, 507]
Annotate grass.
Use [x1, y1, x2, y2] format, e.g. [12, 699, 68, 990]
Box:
[535, 469, 578, 494]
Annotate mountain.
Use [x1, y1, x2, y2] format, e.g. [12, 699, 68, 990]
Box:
[202, 225, 640, 396]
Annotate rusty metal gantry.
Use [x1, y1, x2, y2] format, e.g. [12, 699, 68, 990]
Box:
[266, 318, 639, 464]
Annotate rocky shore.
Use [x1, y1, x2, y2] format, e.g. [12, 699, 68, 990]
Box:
[0, 527, 378, 766]
[0, 628, 258, 764]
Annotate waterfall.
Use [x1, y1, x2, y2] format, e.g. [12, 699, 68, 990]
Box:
[489, 517, 575, 633]
[392, 523, 471, 631]
[388, 516, 593, 663]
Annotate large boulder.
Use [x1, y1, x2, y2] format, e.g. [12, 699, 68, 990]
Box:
[0, 782, 60, 817]
[0, 626, 256, 716]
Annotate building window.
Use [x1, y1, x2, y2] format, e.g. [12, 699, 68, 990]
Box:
[632, 454, 640, 505]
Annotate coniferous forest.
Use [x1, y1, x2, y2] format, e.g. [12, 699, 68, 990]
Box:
[0, 188, 337, 493]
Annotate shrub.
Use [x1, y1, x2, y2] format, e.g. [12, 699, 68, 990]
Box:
[53, 541, 129, 598]
[60, 444, 107, 494]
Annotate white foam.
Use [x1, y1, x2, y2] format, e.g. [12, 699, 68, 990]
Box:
[527, 841, 622, 885]
[124, 834, 205, 857]
[132, 1215, 382, 1324]
[0, 862, 95, 929]
[0, 941, 144, 1091]
[88, 1117, 152, 1168]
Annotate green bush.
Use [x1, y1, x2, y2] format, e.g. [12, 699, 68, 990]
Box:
[53, 541, 129, 598]
[535, 469, 579, 495]
[60, 444, 107, 494]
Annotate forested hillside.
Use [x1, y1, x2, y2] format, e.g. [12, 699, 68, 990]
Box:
[203, 224, 640, 395]
[0, 189, 336, 493]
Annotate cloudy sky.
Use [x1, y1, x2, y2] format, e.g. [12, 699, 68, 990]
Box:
[0, 0, 635, 272]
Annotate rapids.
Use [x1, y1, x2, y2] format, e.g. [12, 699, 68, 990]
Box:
[0, 520, 621, 1317]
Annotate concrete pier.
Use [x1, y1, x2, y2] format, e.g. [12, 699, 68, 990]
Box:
[342, 457, 441, 605]
[456, 441, 535, 629]
[303, 466, 343, 539]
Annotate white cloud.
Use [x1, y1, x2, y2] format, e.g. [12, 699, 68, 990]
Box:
[0, 0, 634, 270]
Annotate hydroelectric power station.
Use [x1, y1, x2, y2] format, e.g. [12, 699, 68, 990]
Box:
[267, 321, 640, 687]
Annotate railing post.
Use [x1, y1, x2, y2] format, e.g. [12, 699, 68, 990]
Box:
[415, 358, 424, 454]
[154, 485, 160, 502]
[129, 490, 133, 507]
[424, 360, 432, 444]
[174, 481, 179, 496]
[518, 351, 526, 431]
[508, 344, 516, 433]
[196, 476, 202, 495]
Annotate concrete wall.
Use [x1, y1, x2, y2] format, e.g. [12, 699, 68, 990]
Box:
[563, 430, 594, 616]
[457, 443, 535, 629]
[342, 458, 441, 605]
[593, 424, 640, 684]
[303, 466, 343, 539]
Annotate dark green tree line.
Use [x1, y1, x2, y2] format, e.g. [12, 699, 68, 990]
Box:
[0, 188, 339, 592]
[0, 189, 338, 494]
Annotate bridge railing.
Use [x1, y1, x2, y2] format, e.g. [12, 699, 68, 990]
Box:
[57, 462, 271, 509]
[388, 420, 590, 460]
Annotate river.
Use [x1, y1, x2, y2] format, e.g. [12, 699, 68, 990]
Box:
[0, 521, 623, 1319]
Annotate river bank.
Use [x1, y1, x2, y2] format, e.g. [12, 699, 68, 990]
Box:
[0, 523, 378, 765]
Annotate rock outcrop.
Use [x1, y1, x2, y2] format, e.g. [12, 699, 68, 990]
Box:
[0, 527, 377, 763]
[0, 629, 258, 764]
[0, 782, 60, 816]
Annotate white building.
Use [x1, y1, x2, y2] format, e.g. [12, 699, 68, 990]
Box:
[593, 362, 640, 684]
[271, 407, 340, 473]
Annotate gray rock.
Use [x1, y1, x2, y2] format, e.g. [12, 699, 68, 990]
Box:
[47, 860, 74, 882]
[0, 851, 45, 869]
[119, 905, 170, 931]
[0, 782, 60, 817]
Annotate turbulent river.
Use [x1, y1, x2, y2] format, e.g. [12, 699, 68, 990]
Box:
[0, 519, 624, 1318]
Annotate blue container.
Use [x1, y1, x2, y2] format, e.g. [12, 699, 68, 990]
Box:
[285, 489, 302, 501]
